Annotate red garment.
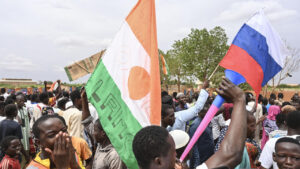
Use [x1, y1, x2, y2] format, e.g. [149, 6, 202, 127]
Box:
[0, 155, 20, 169]
[223, 103, 233, 121]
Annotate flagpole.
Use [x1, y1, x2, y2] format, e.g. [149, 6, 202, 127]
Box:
[208, 64, 219, 80]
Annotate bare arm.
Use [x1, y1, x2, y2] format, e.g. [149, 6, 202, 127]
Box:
[205, 78, 247, 169]
[81, 87, 91, 121]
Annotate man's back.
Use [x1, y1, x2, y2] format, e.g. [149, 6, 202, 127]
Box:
[0, 119, 23, 142]
[189, 117, 214, 168]
[61, 108, 84, 138]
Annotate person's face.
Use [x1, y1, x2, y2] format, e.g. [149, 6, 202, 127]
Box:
[75, 98, 82, 110]
[178, 96, 185, 105]
[5, 139, 21, 158]
[162, 108, 175, 127]
[158, 135, 177, 169]
[93, 122, 106, 143]
[273, 142, 300, 169]
[198, 106, 209, 118]
[38, 118, 67, 151]
[247, 115, 256, 139]
[16, 96, 25, 108]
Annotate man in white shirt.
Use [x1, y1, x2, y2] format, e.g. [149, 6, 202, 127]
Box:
[61, 90, 84, 138]
[133, 78, 248, 169]
[259, 110, 300, 169]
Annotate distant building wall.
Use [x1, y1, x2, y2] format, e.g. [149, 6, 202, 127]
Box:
[0, 78, 37, 87]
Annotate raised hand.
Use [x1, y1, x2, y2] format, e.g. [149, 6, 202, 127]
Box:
[45, 132, 71, 169]
[216, 77, 244, 103]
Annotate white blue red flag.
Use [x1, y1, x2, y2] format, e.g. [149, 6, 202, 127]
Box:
[219, 10, 288, 97]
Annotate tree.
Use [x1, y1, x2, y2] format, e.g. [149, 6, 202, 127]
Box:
[164, 40, 188, 92]
[270, 45, 300, 92]
[180, 27, 229, 84]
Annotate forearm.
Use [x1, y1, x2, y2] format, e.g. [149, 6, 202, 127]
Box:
[82, 98, 91, 121]
[178, 89, 209, 122]
[220, 97, 247, 167]
[206, 96, 247, 168]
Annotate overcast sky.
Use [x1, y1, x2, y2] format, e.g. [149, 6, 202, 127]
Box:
[0, 0, 299, 84]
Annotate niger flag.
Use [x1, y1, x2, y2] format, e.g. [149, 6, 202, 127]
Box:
[85, 0, 161, 168]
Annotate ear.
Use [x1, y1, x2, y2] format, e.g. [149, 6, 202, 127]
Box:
[154, 157, 162, 166]
[35, 138, 41, 146]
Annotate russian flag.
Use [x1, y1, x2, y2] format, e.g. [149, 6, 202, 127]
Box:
[220, 10, 288, 97]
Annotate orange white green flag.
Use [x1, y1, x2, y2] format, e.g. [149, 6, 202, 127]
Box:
[160, 54, 169, 75]
[85, 0, 161, 168]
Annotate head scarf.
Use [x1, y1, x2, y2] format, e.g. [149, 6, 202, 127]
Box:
[268, 105, 281, 121]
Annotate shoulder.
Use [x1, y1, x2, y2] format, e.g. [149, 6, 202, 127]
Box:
[106, 147, 121, 160]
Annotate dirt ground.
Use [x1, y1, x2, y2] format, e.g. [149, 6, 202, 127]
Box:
[162, 84, 300, 101]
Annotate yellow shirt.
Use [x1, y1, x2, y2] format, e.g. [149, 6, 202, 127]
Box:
[28, 152, 85, 169]
[71, 137, 92, 161]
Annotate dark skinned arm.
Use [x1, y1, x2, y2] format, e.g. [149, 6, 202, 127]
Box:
[81, 87, 91, 121]
[205, 78, 247, 169]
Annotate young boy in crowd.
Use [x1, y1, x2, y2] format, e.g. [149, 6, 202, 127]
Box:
[92, 119, 127, 169]
[273, 136, 300, 169]
[0, 136, 21, 169]
[0, 104, 29, 163]
[27, 115, 86, 169]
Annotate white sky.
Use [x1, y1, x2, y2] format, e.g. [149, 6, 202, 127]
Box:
[0, 0, 299, 84]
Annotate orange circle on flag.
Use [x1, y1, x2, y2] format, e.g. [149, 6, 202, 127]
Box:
[128, 66, 150, 100]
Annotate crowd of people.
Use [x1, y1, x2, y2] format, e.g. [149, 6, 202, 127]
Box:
[0, 78, 300, 169]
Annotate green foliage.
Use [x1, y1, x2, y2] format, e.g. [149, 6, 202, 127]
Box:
[161, 26, 229, 90]
[239, 83, 252, 91]
[180, 27, 229, 84]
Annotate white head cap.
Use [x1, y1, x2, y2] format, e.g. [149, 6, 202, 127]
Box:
[169, 130, 190, 149]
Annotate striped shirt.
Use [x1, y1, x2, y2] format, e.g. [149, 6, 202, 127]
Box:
[0, 155, 20, 169]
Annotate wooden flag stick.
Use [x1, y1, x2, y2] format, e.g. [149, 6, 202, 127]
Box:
[208, 64, 220, 80]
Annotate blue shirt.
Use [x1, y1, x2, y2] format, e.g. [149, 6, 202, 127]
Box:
[0, 119, 23, 143]
[189, 117, 214, 168]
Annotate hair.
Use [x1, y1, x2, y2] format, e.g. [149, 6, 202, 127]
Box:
[4, 98, 14, 105]
[286, 111, 300, 130]
[161, 104, 174, 118]
[0, 101, 5, 110]
[276, 113, 286, 126]
[275, 136, 300, 151]
[282, 101, 291, 107]
[39, 92, 49, 104]
[47, 92, 54, 98]
[6, 95, 16, 102]
[270, 93, 276, 100]
[278, 93, 284, 99]
[161, 91, 168, 98]
[70, 90, 81, 104]
[31, 94, 39, 102]
[262, 97, 268, 105]
[0, 96, 4, 102]
[132, 126, 171, 169]
[0, 88, 6, 94]
[172, 92, 177, 99]
[63, 91, 69, 98]
[57, 98, 69, 110]
[0, 136, 19, 152]
[4, 104, 17, 117]
[258, 94, 263, 103]
[161, 95, 173, 106]
[32, 114, 67, 139]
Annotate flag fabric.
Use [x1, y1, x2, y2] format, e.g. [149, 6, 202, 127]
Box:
[180, 10, 287, 161]
[160, 54, 169, 75]
[219, 10, 288, 97]
[85, 0, 161, 168]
